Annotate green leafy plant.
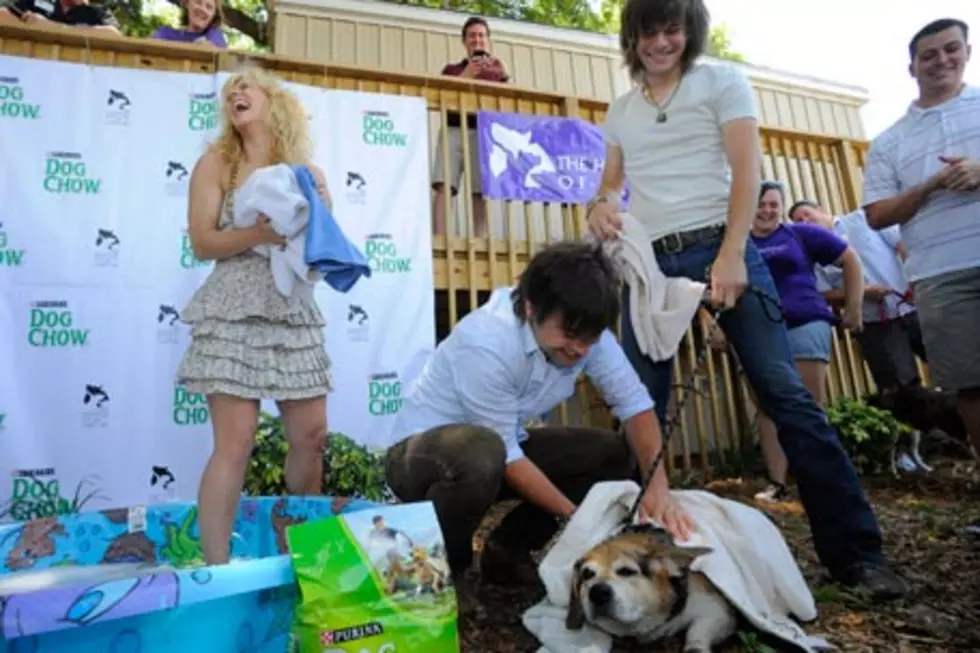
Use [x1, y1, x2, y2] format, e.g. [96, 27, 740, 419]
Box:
[245, 412, 390, 502]
[826, 396, 911, 476]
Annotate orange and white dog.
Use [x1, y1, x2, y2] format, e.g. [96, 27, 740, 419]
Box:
[565, 529, 738, 653]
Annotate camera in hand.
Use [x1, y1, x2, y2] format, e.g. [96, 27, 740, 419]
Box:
[471, 50, 489, 60]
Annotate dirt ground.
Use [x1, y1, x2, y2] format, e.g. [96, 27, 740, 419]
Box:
[459, 458, 980, 652]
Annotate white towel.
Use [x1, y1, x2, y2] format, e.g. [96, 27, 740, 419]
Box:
[522, 481, 833, 653]
[232, 164, 321, 302]
[586, 214, 706, 362]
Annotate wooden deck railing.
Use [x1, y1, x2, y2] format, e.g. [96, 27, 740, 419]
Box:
[1, 24, 901, 476]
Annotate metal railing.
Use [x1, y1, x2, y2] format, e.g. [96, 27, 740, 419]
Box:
[1, 24, 903, 476]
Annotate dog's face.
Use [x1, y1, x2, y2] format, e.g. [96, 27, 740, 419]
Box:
[411, 546, 429, 564]
[566, 532, 712, 636]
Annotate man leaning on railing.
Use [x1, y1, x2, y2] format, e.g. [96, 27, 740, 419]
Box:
[432, 15, 511, 239]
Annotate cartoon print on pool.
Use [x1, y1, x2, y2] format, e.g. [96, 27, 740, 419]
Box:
[0, 571, 180, 639]
[4, 518, 66, 571]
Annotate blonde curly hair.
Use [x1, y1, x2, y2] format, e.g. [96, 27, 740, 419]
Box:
[212, 65, 311, 177]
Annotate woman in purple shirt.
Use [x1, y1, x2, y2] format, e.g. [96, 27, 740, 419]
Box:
[749, 181, 864, 502]
[150, 0, 227, 48]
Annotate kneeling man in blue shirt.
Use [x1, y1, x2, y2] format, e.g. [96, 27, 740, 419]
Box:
[386, 241, 694, 586]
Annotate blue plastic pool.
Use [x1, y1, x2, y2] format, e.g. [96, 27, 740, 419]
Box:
[0, 496, 377, 652]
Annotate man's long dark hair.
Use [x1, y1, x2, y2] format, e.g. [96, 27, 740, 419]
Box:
[511, 241, 621, 341]
[620, 0, 710, 82]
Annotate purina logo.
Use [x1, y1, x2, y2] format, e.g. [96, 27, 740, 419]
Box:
[365, 234, 411, 274]
[156, 303, 183, 344]
[173, 386, 210, 427]
[180, 229, 209, 270]
[320, 622, 385, 647]
[368, 372, 403, 417]
[43, 151, 102, 195]
[28, 300, 89, 348]
[362, 110, 407, 148]
[188, 92, 218, 132]
[105, 88, 132, 126]
[165, 160, 190, 196]
[0, 75, 40, 120]
[346, 304, 369, 343]
[82, 383, 110, 428]
[94, 227, 121, 268]
[0, 221, 25, 267]
[345, 171, 368, 206]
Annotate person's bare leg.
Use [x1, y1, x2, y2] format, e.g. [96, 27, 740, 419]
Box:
[198, 394, 259, 565]
[754, 359, 827, 489]
[796, 360, 829, 409]
[279, 396, 328, 495]
[755, 411, 788, 486]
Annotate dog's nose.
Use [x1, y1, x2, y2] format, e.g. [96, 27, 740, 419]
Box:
[588, 583, 613, 606]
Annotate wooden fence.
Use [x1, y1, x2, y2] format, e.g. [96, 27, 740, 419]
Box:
[0, 24, 898, 476]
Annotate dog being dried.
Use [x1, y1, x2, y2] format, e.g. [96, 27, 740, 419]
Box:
[566, 531, 737, 652]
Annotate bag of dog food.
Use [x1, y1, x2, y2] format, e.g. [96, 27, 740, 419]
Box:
[286, 501, 459, 653]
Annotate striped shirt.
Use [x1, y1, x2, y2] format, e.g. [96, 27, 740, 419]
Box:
[861, 85, 980, 282]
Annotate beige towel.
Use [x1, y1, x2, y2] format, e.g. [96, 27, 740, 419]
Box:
[586, 214, 706, 362]
[522, 481, 832, 653]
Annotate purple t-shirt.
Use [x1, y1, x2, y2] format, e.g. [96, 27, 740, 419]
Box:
[151, 25, 227, 48]
[751, 224, 847, 328]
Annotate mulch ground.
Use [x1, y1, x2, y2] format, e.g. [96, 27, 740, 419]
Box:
[459, 458, 980, 652]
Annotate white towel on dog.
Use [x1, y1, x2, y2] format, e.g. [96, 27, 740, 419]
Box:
[522, 481, 833, 652]
[585, 213, 706, 362]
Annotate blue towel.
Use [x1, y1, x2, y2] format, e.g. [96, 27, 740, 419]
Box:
[294, 165, 371, 293]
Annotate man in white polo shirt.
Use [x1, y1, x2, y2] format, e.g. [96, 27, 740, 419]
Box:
[862, 17, 980, 459]
[587, 0, 905, 599]
[789, 200, 926, 392]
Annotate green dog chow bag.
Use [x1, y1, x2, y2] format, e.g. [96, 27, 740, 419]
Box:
[286, 501, 459, 652]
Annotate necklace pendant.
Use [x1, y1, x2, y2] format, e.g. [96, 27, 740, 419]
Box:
[656, 112, 667, 123]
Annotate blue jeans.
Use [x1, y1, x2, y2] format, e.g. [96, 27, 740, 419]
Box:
[621, 233, 885, 578]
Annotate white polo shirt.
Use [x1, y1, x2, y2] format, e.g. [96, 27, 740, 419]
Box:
[814, 209, 915, 323]
[861, 86, 980, 282]
[602, 62, 758, 242]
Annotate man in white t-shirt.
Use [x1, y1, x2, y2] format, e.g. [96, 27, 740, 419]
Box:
[790, 201, 926, 392]
[861, 18, 980, 459]
[586, 0, 904, 599]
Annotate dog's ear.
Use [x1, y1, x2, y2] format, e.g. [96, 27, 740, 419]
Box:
[662, 545, 713, 578]
[565, 559, 586, 631]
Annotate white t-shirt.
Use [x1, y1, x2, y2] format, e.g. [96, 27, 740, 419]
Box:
[862, 86, 980, 282]
[602, 62, 758, 242]
[813, 209, 914, 323]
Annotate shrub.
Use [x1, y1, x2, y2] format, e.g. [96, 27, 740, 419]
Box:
[244, 412, 391, 502]
[826, 396, 911, 476]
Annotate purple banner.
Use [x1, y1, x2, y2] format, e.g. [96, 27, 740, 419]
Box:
[476, 110, 629, 206]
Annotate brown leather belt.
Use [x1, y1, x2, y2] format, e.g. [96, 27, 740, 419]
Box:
[651, 223, 726, 257]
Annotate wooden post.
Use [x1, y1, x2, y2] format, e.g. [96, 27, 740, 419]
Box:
[835, 138, 864, 211]
[561, 96, 587, 239]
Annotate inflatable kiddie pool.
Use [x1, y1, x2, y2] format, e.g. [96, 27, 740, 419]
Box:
[0, 496, 377, 652]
